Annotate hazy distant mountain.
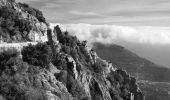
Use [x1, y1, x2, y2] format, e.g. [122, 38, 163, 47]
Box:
[93, 42, 170, 82]
[93, 43, 170, 100]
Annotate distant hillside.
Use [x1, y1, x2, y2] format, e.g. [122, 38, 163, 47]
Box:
[93, 43, 170, 82]
[93, 43, 170, 100]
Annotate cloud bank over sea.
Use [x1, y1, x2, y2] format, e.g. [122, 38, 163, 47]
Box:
[50, 23, 170, 68]
[59, 24, 170, 45]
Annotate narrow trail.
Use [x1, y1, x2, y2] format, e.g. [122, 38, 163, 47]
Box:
[0, 42, 38, 52]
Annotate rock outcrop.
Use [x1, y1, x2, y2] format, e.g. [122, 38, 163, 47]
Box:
[0, 0, 48, 43]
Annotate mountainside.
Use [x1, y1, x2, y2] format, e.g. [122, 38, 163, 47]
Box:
[93, 43, 170, 82]
[0, 1, 144, 100]
[0, 26, 144, 100]
[93, 43, 170, 100]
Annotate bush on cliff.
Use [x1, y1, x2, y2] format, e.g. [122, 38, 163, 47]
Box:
[0, 6, 33, 42]
[18, 3, 46, 23]
[0, 51, 47, 100]
[55, 26, 90, 63]
[0, 49, 19, 71]
[21, 43, 52, 67]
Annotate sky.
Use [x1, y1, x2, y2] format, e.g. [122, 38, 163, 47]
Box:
[16, 0, 170, 26]
[16, 0, 170, 68]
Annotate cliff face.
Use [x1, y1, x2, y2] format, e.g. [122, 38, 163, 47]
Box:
[0, 0, 48, 43]
[0, 1, 144, 100]
[0, 26, 144, 100]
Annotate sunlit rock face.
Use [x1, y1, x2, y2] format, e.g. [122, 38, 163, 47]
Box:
[22, 12, 48, 42]
[28, 22, 48, 42]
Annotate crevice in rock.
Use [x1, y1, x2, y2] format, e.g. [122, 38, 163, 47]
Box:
[90, 79, 103, 100]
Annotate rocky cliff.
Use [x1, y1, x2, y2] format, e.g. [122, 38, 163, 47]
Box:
[0, 0, 144, 100]
[0, 0, 48, 43]
[0, 26, 145, 100]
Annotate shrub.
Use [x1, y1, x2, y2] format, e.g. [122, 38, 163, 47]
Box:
[66, 76, 86, 99]
[33, 8, 46, 23]
[0, 6, 33, 42]
[54, 25, 62, 40]
[52, 53, 67, 70]
[18, 3, 46, 23]
[21, 43, 52, 67]
[0, 49, 19, 73]
[61, 45, 71, 54]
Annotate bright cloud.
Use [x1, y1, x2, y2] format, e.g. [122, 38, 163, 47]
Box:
[69, 10, 105, 17]
[55, 24, 170, 45]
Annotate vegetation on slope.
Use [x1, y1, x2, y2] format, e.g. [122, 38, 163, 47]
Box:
[0, 0, 46, 42]
[18, 3, 46, 23]
[0, 6, 32, 42]
[0, 26, 144, 100]
[0, 1, 144, 100]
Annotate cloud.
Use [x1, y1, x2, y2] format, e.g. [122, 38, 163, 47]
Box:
[16, 0, 170, 26]
[57, 24, 170, 45]
[69, 10, 105, 17]
[44, 3, 62, 8]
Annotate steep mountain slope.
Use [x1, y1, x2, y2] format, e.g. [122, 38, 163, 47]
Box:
[0, 0, 144, 100]
[0, 26, 145, 100]
[93, 43, 170, 82]
[93, 43, 170, 100]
